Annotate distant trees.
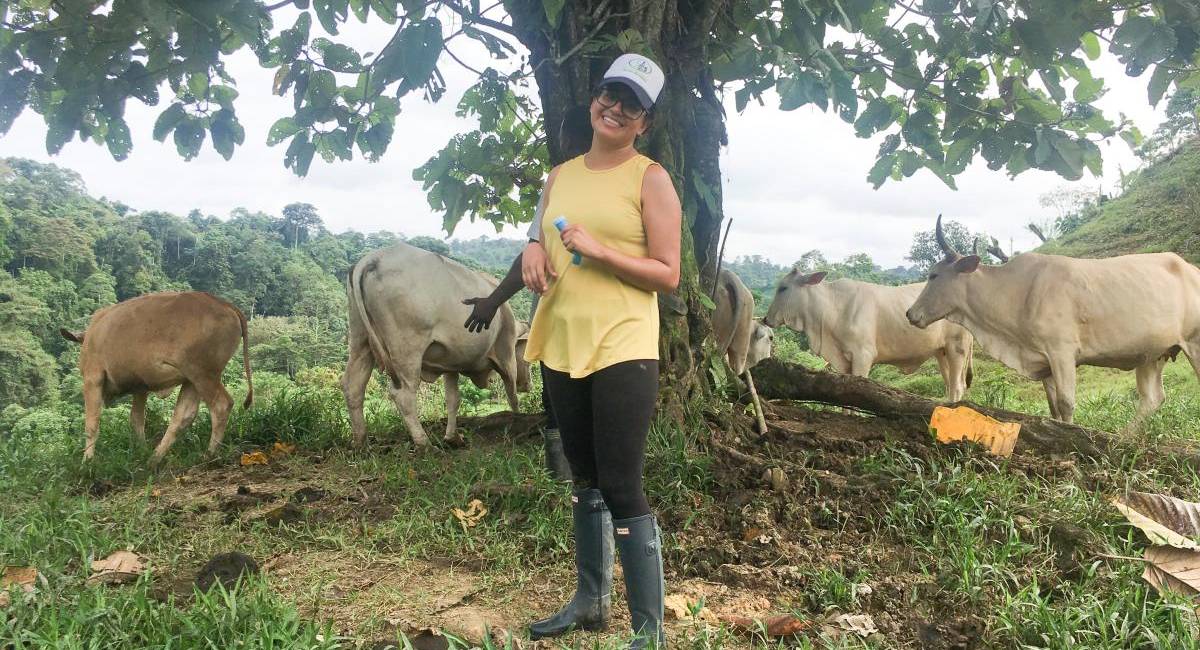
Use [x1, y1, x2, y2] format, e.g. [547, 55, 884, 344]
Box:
[907, 219, 998, 273]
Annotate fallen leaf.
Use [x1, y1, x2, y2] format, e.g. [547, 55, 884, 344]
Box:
[741, 527, 763, 542]
[0, 592, 9, 608]
[721, 613, 810, 637]
[452, 499, 488, 529]
[1113, 492, 1200, 549]
[272, 441, 296, 455]
[240, 451, 269, 466]
[1143, 545, 1200, 598]
[89, 551, 146, 585]
[832, 613, 878, 637]
[150, 488, 162, 497]
[2, 566, 37, 590]
[930, 406, 1020, 457]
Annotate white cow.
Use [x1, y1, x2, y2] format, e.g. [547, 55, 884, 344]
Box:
[765, 270, 974, 401]
[341, 243, 531, 448]
[906, 215, 1200, 428]
[713, 269, 773, 432]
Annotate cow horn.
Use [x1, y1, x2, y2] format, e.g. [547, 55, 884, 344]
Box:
[935, 214, 958, 257]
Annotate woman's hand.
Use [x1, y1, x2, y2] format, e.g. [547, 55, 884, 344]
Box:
[560, 224, 607, 262]
[521, 241, 557, 294]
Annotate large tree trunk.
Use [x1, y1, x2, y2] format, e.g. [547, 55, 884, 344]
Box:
[505, 0, 730, 414]
[751, 358, 1200, 468]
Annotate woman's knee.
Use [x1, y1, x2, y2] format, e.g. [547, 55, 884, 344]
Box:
[597, 480, 649, 519]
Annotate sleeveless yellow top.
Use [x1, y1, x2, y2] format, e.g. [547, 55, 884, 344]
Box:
[524, 154, 660, 378]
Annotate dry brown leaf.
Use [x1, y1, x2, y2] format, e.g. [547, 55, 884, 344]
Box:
[0, 591, 10, 608]
[1143, 546, 1200, 598]
[89, 551, 146, 585]
[931, 406, 1020, 456]
[150, 488, 162, 497]
[272, 441, 296, 455]
[720, 613, 811, 637]
[2, 566, 37, 590]
[452, 499, 488, 528]
[1113, 492, 1200, 549]
[240, 451, 269, 466]
[832, 613, 878, 637]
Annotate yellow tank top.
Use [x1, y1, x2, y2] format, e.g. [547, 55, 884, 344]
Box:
[524, 154, 660, 378]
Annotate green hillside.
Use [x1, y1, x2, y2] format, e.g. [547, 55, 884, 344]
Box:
[1040, 137, 1200, 263]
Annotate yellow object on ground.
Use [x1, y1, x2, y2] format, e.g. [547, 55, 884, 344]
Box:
[930, 405, 1020, 457]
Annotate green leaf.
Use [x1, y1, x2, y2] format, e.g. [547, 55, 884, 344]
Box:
[315, 39, 361, 72]
[188, 73, 209, 99]
[902, 109, 942, 160]
[210, 109, 244, 160]
[542, 0, 565, 27]
[1147, 65, 1172, 107]
[105, 116, 132, 161]
[697, 292, 715, 311]
[152, 103, 187, 142]
[267, 117, 303, 145]
[173, 117, 206, 161]
[314, 0, 348, 35]
[306, 69, 337, 107]
[854, 98, 894, 137]
[285, 132, 317, 176]
[1080, 32, 1100, 60]
[370, 0, 397, 23]
[867, 154, 895, 188]
[210, 85, 239, 109]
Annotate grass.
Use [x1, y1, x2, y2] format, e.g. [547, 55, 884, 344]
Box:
[4, 342, 1200, 648]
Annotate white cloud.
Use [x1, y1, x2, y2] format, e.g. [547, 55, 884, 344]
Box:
[1, 12, 1165, 268]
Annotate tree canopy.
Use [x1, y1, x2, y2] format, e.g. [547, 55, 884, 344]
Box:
[3, 1, 1199, 236]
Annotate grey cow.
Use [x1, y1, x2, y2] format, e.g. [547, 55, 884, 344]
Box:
[342, 243, 531, 448]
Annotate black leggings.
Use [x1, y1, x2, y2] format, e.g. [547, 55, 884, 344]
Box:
[539, 363, 558, 430]
[542, 359, 658, 519]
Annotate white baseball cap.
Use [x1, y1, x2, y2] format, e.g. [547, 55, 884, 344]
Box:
[601, 53, 665, 109]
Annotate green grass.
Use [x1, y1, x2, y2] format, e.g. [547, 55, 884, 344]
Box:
[4, 345, 1200, 648]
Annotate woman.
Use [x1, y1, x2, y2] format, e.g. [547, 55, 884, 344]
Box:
[522, 53, 682, 649]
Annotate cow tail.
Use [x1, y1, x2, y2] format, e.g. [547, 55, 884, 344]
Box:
[237, 307, 254, 408]
[715, 273, 742, 354]
[965, 346, 974, 389]
[350, 257, 399, 386]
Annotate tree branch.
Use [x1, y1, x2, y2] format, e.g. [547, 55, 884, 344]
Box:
[442, 1, 517, 37]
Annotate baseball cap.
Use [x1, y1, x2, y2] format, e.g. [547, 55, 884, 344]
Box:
[601, 53, 665, 109]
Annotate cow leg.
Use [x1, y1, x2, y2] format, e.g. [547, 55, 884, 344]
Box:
[943, 350, 967, 403]
[1042, 378, 1060, 420]
[129, 392, 148, 445]
[341, 333, 375, 449]
[1047, 359, 1078, 423]
[150, 383, 201, 467]
[386, 363, 431, 447]
[443, 373, 465, 447]
[82, 378, 104, 462]
[193, 376, 234, 457]
[934, 352, 955, 402]
[849, 353, 873, 378]
[1183, 342, 1200, 385]
[1128, 359, 1168, 433]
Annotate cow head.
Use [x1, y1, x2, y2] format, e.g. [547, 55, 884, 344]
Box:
[514, 321, 531, 392]
[763, 269, 827, 330]
[747, 319, 774, 368]
[906, 214, 981, 329]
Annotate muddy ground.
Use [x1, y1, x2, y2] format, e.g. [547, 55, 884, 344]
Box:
[93, 402, 1095, 649]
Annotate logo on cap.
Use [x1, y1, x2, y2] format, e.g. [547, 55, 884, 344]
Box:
[627, 58, 653, 78]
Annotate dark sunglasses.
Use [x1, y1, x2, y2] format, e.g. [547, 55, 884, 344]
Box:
[592, 83, 647, 120]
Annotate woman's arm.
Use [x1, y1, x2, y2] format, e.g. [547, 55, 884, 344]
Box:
[521, 166, 564, 294]
[559, 164, 682, 292]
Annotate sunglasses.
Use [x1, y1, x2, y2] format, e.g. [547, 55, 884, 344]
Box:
[592, 83, 648, 120]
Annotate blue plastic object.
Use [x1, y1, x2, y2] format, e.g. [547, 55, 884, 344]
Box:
[553, 216, 582, 265]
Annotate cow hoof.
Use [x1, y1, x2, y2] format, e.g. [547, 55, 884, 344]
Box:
[443, 434, 468, 449]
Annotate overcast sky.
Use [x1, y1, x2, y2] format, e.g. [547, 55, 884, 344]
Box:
[2, 8, 1164, 269]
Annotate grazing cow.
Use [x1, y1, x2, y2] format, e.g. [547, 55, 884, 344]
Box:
[713, 269, 774, 432]
[342, 242, 531, 448]
[60, 292, 252, 466]
[764, 271, 974, 401]
[906, 215, 1200, 428]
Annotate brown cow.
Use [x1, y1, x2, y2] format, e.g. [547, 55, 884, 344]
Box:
[60, 291, 252, 466]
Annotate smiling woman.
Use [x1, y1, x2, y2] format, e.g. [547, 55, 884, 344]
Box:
[520, 53, 681, 650]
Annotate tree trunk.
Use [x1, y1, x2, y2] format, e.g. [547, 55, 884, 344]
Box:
[506, 0, 730, 414]
[751, 358, 1200, 468]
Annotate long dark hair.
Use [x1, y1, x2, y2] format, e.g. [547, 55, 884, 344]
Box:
[559, 104, 593, 159]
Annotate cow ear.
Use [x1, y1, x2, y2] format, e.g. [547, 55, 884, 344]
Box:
[60, 328, 84, 343]
[954, 255, 981, 274]
[805, 271, 828, 285]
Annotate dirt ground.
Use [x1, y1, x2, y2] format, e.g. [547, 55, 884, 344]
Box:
[96, 402, 1083, 649]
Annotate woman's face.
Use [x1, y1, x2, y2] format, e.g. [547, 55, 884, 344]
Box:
[589, 83, 649, 146]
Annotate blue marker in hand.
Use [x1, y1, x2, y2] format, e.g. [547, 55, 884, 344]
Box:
[553, 216, 582, 265]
